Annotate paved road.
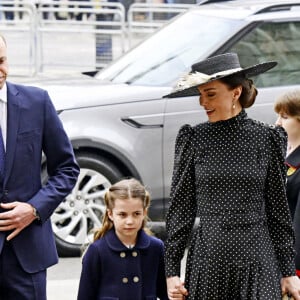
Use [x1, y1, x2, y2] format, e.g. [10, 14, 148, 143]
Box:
[48, 257, 82, 300]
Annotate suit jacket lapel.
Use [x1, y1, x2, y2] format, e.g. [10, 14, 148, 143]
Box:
[5, 82, 20, 183]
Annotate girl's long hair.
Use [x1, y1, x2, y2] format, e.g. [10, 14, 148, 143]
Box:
[94, 178, 152, 241]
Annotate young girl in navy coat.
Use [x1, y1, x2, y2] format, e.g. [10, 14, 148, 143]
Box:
[77, 178, 169, 300]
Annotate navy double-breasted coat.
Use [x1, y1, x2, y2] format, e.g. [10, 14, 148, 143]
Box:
[77, 228, 169, 300]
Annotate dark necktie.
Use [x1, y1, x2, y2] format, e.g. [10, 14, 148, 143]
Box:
[0, 127, 5, 183]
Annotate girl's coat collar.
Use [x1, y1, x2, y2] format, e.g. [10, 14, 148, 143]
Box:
[104, 228, 151, 251]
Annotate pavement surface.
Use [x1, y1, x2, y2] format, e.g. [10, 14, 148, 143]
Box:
[48, 257, 82, 300]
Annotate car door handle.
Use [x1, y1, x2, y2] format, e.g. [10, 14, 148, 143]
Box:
[121, 117, 163, 129]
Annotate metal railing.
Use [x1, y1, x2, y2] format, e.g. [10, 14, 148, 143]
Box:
[0, 1, 193, 75]
[127, 3, 194, 47]
[36, 1, 126, 72]
[0, 1, 37, 75]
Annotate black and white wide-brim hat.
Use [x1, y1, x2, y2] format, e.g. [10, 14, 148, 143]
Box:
[163, 53, 277, 98]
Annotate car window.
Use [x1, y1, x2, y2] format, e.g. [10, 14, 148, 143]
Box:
[230, 21, 300, 88]
[96, 11, 245, 86]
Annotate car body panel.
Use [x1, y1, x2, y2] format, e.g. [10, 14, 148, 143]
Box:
[59, 98, 167, 201]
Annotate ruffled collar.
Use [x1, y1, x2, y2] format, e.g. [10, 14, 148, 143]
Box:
[208, 109, 247, 128]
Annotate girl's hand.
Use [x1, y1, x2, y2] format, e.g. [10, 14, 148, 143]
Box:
[281, 276, 300, 300]
[167, 276, 188, 299]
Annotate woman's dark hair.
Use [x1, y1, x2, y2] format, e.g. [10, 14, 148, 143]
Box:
[220, 74, 258, 108]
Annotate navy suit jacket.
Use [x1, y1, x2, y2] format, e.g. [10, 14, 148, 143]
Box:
[0, 81, 79, 273]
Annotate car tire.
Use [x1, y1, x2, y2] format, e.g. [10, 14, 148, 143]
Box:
[52, 152, 124, 257]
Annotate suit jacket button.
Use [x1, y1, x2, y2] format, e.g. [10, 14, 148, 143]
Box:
[122, 277, 128, 283]
[120, 252, 126, 258]
[132, 251, 138, 257]
[133, 276, 139, 283]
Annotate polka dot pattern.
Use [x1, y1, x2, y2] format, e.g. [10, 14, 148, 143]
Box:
[165, 110, 296, 300]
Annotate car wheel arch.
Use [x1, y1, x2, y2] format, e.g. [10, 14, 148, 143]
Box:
[71, 138, 142, 182]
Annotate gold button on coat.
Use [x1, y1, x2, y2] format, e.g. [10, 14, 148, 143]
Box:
[132, 251, 138, 257]
[122, 277, 128, 283]
[133, 276, 139, 283]
[120, 252, 126, 258]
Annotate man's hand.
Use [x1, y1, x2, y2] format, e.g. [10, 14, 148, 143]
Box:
[0, 202, 37, 240]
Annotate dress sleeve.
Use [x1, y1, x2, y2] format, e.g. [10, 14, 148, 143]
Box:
[165, 125, 196, 277]
[264, 125, 296, 277]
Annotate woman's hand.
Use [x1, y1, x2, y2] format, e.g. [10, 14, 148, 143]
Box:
[281, 276, 300, 300]
[167, 276, 188, 300]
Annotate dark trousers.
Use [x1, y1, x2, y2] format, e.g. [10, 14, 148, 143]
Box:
[0, 241, 47, 300]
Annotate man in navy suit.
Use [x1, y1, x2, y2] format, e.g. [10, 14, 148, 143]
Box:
[0, 34, 80, 299]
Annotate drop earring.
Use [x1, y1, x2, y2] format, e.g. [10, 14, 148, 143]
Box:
[233, 102, 236, 109]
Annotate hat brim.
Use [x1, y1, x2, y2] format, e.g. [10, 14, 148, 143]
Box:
[163, 61, 277, 98]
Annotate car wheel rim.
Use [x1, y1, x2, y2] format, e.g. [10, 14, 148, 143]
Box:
[51, 168, 110, 246]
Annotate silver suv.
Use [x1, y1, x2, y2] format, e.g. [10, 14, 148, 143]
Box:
[15, 0, 300, 256]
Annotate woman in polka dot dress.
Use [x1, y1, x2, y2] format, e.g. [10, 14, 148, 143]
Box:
[163, 53, 300, 300]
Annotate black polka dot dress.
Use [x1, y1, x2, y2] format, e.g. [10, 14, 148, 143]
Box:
[165, 110, 296, 300]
